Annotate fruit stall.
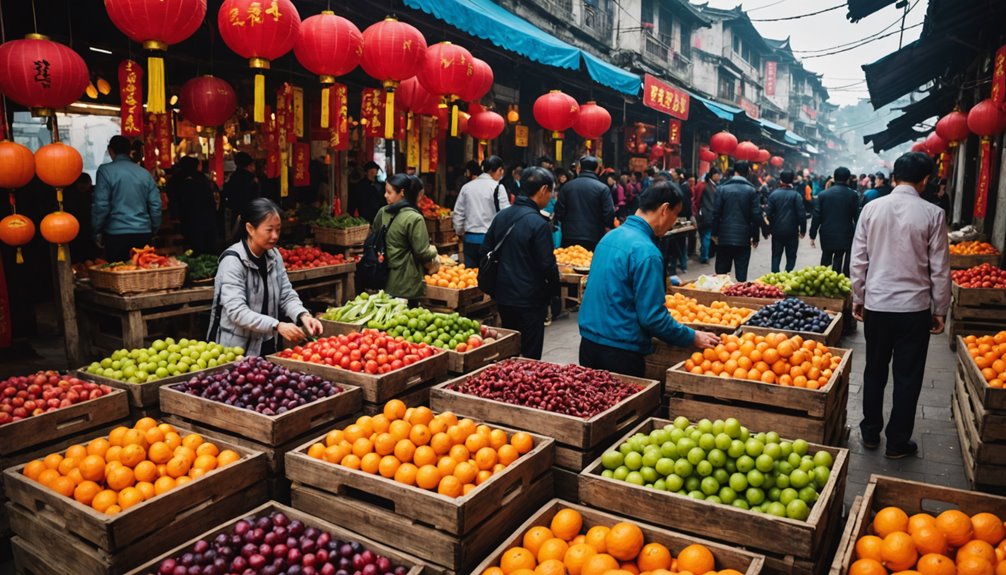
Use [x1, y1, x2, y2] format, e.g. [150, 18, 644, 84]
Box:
[949, 241, 1002, 270]
[948, 264, 1006, 349]
[278, 246, 358, 307]
[555, 246, 593, 310]
[579, 416, 849, 575]
[422, 264, 496, 321]
[954, 333, 1006, 492]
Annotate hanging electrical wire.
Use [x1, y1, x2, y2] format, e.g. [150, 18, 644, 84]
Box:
[749, 2, 846, 22]
[791, 0, 920, 53]
[800, 23, 923, 59]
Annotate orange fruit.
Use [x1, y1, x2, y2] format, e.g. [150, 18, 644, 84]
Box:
[66, 468, 84, 486]
[194, 454, 218, 471]
[360, 452, 382, 474]
[416, 465, 441, 490]
[389, 420, 412, 442]
[550, 508, 583, 542]
[91, 489, 118, 513]
[36, 468, 60, 487]
[971, 513, 1005, 545]
[163, 432, 182, 451]
[875, 507, 911, 538]
[43, 453, 64, 470]
[121, 429, 147, 448]
[108, 426, 129, 447]
[144, 426, 165, 445]
[87, 438, 110, 457]
[48, 476, 76, 497]
[500, 547, 536, 574]
[410, 406, 434, 426]
[394, 462, 418, 485]
[512, 432, 534, 454]
[324, 444, 350, 465]
[120, 444, 146, 468]
[851, 559, 889, 575]
[538, 537, 570, 563]
[476, 469, 493, 485]
[196, 443, 219, 458]
[65, 444, 87, 461]
[535, 559, 567, 575]
[581, 553, 620, 575]
[856, 535, 885, 561]
[585, 525, 610, 553]
[881, 532, 919, 572]
[217, 450, 240, 467]
[307, 443, 326, 459]
[106, 466, 135, 490]
[165, 457, 190, 479]
[410, 424, 432, 447]
[153, 476, 176, 495]
[413, 445, 437, 467]
[383, 399, 406, 421]
[374, 433, 396, 456]
[430, 432, 452, 455]
[465, 432, 488, 453]
[912, 525, 948, 556]
[181, 433, 203, 451]
[563, 543, 598, 575]
[450, 444, 471, 463]
[996, 561, 1006, 575]
[340, 454, 361, 470]
[188, 467, 207, 480]
[135, 481, 155, 500]
[437, 475, 463, 497]
[134, 417, 157, 432]
[957, 556, 994, 575]
[637, 543, 672, 571]
[917, 553, 956, 575]
[73, 480, 102, 505]
[454, 461, 478, 484]
[958, 541, 997, 566]
[490, 429, 509, 450]
[935, 510, 974, 547]
[105, 504, 123, 515]
[476, 447, 499, 471]
[325, 429, 345, 447]
[606, 523, 645, 562]
[133, 460, 158, 483]
[352, 437, 374, 458]
[394, 439, 416, 463]
[22, 460, 46, 481]
[117, 486, 144, 509]
[148, 442, 172, 464]
[175, 476, 192, 486]
[908, 514, 937, 535]
[523, 526, 555, 557]
[483, 568, 505, 575]
[378, 455, 401, 479]
[437, 455, 458, 477]
[78, 455, 106, 483]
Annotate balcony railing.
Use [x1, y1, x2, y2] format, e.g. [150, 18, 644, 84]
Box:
[641, 32, 691, 82]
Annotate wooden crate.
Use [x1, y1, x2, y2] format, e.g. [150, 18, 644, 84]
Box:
[1, 387, 129, 456]
[472, 499, 766, 575]
[77, 362, 238, 408]
[425, 217, 454, 235]
[952, 282, 1006, 307]
[318, 316, 365, 337]
[949, 252, 1001, 269]
[580, 417, 848, 567]
[645, 339, 696, 382]
[292, 473, 552, 575]
[559, 272, 586, 308]
[830, 475, 1006, 575]
[311, 224, 370, 246]
[431, 359, 661, 450]
[952, 377, 1006, 492]
[669, 286, 781, 309]
[158, 378, 361, 445]
[423, 284, 488, 309]
[956, 336, 1006, 425]
[285, 260, 356, 284]
[285, 423, 554, 536]
[665, 347, 852, 446]
[434, 229, 459, 245]
[268, 349, 449, 404]
[360, 378, 441, 415]
[126, 501, 425, 575]
[739, 311, 844, 347]
[446, 327, 521, 373]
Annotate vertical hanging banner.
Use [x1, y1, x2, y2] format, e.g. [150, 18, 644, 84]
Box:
[764, 61, 777, 96]
[668, 120, 681, 145]
[992, 45, 1006, 104]
[264, 106, 279, 179]
[361, 88, 384, 138]
[975, 139, 993, 218]
[421, 116, 440, 173]
[152, 113, 173, 168]
[329, 83, 349, 151]
[277, 85, 293, 197]
[293, 143, 310, 187]
[118, 60, 144, 137]
[143, 113, 157, 171]
[406, 114, 421, 169]
[212, 133, 225, 189]
[515, 125, 529, 147]
[292, 87, 304, 139]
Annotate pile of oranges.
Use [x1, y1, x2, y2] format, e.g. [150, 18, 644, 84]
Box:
[664, 294, 754, 328]
[21, 418, 240, 516]
[682, 332, 843, 389]
[554, 245, 593, 268]
[481, 507, 734, 575]
[306, 400, 533, 498]
[849, 507, 1006, 575]
[950, 241, 1000, 255]
[964, 332, 1006, 389]
[425, 265, 479, 289]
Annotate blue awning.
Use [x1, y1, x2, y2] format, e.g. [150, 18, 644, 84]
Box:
[785, 130, 806, 144]
[402, 0, 641, 95]
[690, 93, 744, 121]
[758, 118, 787, 133]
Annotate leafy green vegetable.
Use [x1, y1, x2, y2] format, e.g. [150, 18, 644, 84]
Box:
[314, 213, 369, 229]
[178, 250, 219, 281]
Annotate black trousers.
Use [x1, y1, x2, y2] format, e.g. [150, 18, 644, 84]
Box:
[714, 244, 752, 282]
[561, 238, 598, 252]
[861, 309, 932, 450]
[104, 233, 152, 263]
[771, 235, 799, 273]
[498, 304, 547, 360]
[579, 337, 646, 377]
[821, 248, 851, 277]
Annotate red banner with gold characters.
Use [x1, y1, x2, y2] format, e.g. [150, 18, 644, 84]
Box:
[118, 60, 143, 136]
[148, 112, 172, 169]
[992, 44, 1006, 104]
[975, 139, 993, 218]
[329, 83, 349, 151]
[293, 143, 310, 187]
[668, 120, 681, 145]
[143, 113, 157, 171]
[264, 106, 279, 179]
[643, 74, 689, 121]
[361, 88, 384, 138]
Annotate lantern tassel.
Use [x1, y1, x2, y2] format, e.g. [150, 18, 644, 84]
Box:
[451, 105, 459, 138]
[384, 90, 396, 140]
[585, 139, 592, 151]
[147, 56, 166, 114]
[320, 87, 331, 129]
[57, 244, 66, 262]
[16, 247, 23, 265]
[280, 155, 289, 198]
[553, 131, 563, 163]
[254, 74, 266, 123]
[56, 188, 63, 205]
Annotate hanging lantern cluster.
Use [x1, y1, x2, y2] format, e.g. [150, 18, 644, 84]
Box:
[699, 146, 717, 163]
[769, 156, 784, 168]
[419, 42, 475, 138]
[967, 99, 1006, 219]
[533, 90, 579, 162]
[0, 141, 36, 264]
[925, 132, 947, 156]
[34, 142, 82, 261]
[573, 101, 612, 152]
[733, 141, 758, 162]
[360, 17, 427, 140]
[294, 11, 362, 129]
[935, 109, 970, 147]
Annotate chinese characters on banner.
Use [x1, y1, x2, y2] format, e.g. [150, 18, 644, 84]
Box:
[764, 61, 777, 97]
[738, 98, 760, 120]
[642, 74, 690, 120]
[277, 84, 294, 196]
[421, 116, 439, 174]
[212, 133, 224, 189]
[149, 113, 173, 169]
[406, 115, 421, 169]
[264, 106, 279, 178]
[361, 88, 384, 138]
[329, 83, 349, 151]
[293, 142, 310, 187]
[975, 139, 992, 218]
[992, 45, 1006, 103]
[118, 60, 143, 136]
[142, 113, 157, 171]
[514, 125, 529, 147]
[668, 120, 681, 145]
[292, 87, 304, 138]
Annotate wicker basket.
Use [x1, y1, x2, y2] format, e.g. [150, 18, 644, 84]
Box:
[312, 224, 370, 246]
[88, 263, 188, 295]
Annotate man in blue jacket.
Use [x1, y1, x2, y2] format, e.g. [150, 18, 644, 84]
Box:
[579, 181, 720, 376]
[92, 135, 162, 262]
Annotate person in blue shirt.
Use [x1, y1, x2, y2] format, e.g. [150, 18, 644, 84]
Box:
[578, 181, 720, 377]
[92, 135, 162, 262]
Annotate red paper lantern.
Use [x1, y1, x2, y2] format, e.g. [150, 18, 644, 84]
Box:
[699, 146, 717, 163]
[734, 141, 759, 161]
[457, 58, 493, 104]
[924, 132, 948, 155]
[533, 90, 579, 161]
[40, 210, 78, 261]
[0, 213, 35, 264]
[755, 149, 771, 163]
[294, 11, 362, 83]
[769, 155, 784, 167]
[35, 142, 83, 189]
[397, 77, 437, 115]
[709, 131, 737, 156]
[911, 141, 929, 153]
[935, 109, 970, 146]
[0, 35, 88, 115]
[0, 141, 35, 189]
[572, 101, 612, 151]
[466, 111, 505, 142]
[217, 0, 301, 123]
[967, 98, 1006, 137]
[105, 0, 206, 113]
[419, 42, 474, 101]
[360, 17, 427, 140]
[179, 76, 237, 128]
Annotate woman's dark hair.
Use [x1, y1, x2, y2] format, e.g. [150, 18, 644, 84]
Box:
[464, 160, 480, 177]
[555, 167, 571, 182]
[481, 155, 505, 173]
[387, 173, 424, 204]
[520, 166, 554, 196]
[242, 197, 282, 235]
[638, 181, 683, 212]
[704, 166, 721, 181]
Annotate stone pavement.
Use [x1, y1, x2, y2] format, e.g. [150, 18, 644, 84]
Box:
[541, 234, 970, 509]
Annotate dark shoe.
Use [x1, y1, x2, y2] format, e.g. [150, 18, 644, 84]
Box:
[860, 435, 880, 450]
[884, 440, 918, 459]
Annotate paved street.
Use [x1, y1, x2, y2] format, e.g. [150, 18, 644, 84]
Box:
[542, 234, 970, 509]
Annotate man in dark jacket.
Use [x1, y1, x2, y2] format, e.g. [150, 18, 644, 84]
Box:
[711, 161, 761, 281]
[669, 170, 693, 274]
[223, 152, 260, 239]
[810, 167, 859, 277]
[555, 156, 615, 251]
[348, 161, 384, 223]
[480, 167, 560, 359]
[765, 170, 806, 273]
[694, 167, 721, 263]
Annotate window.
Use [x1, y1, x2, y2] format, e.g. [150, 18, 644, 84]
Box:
[718, 76, 736, 101]
[733, 35, 741, 54]
[641, 0, 654, 25]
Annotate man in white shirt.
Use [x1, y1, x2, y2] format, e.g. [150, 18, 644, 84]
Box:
[850, 151, 950, 459]
[453, 156, 510, 267]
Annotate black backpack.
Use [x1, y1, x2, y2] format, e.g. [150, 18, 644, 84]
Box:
[357, 212, 400, 290]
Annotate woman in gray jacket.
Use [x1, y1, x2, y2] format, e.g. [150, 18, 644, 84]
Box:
[207, 198, 323, 356]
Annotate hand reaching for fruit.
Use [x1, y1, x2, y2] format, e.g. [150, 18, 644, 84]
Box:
[693, 331, 720, 349]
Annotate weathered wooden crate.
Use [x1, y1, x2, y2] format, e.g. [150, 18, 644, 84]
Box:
[0, 387, 129, 456]
[317, 316, 365, 337]
[956, 336, 1006, 428]
[434, 229, 458, 245]
[4, 424, 268, 575]
[739, 311, 844, 347]
[425, 217, 453, 235]
[423, 284, 488, 310]
[312, 224, 370, 246]
[158, 377, 361, 446]
[645, 339, 696, 382]
[472, 499, 766, 575]
[952, 349, 1006, 493]
[830, 475, 1006, 575]
[952, 281, 1006, 308]
[268, 349, 448, 405]
[446, 327, 521, 373]
[77, 362, 237, 408]
[949, 252, 1001, 269]
[359, 378, 441, 415]
[124, 501, 425, 575]
[669, 285, 780, 309]
[580, 418, 848, 575]
[665, 347, 853, 446]
[285, 260, 356, 284]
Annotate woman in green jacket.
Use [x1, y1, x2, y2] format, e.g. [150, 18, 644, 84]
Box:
[372, 173, 439, 301]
